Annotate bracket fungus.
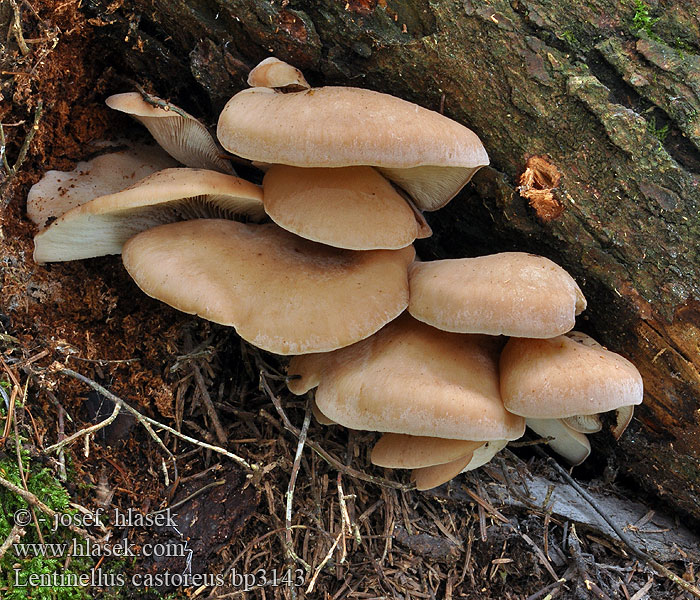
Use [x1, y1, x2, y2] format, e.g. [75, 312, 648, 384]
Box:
[500, 331, 644, 446]
[33, 168, 265, 263]
[106, 92, 234, 174]
[216, 82, 489, 211]
[287, 314, 525, 441]
[122, 220, 414, 355]
[372, 434, 508, 490]
[25, 56, 644, 492]
[247, 56, 310, 91]
[27, 144, 177, 229]
[408, 252, 587, 338]
[262, 165, 431, 250]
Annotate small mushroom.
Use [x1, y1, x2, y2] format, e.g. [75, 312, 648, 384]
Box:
[287, 314, 525, 441]
[411, 439, 509, 490]
[217, 85, 489, 211]
[33, 168, 265, 263]
[411, 454, 475, 491]
[247, 57, 310, 91]
[106, 92, 234, 173]
[500, 332, 643, 441]
[122, 220, 415, 355]
[27, 144, 177, 228]
[263, 165, 431, 250]
[408, 253, 586, 338]
[371, 434, 485, 469]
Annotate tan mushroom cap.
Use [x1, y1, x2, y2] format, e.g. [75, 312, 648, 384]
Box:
[287, 314, 525, 441]
[27, 144, 177, 228]
[33, 168, 265, 264]
[411, 453, 475, 491]
[500, 332, 644, 419]
[247, 57, 310, 90]
[106, 92, 234, 174]
[217, 86, 489, 211]
[408, 253, 587, 338]
[371, 434, 484, 469]
[263, 165, 431, 250]
[122, 220, 414, 355]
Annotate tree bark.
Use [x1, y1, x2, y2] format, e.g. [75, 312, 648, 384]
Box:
[89, 0, 700, 520]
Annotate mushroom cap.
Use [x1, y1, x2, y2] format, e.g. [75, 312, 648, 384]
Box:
[409, 439, 509, 490]
[27, 144, 177, 228]
[500, 332, 644, 418]
[263, 165, 431, 250]
[371, 434, 484, 469]
[247, 57, 310, 90]
[287, 314, 525, 440]
[216, 86, 489, 211]
[106, 92, 234, 174]
[122, 220, 414, 355]
[408, 253, 587, 338]
[411, 453, 475, 491]
[33, 168, 265, 263]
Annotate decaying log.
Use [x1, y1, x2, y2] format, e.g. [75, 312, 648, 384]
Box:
[87, 0, 700, 520]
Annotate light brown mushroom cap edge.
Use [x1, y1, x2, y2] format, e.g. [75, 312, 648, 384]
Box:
[33, 168, 265, 263]
[408, 252, 587, 338]
[217, 86, 489, 211]
[263, 165, 431, 250]
[122, 220, 415, 355]
[500, 332, 644, 418]
[287, 314, 525, 441]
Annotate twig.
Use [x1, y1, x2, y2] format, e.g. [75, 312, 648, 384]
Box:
[9, 0, 30, 55]
[1, 100, 43, 201]
[259, 369, 410, 490]
[44, 401, 121, 454]
[147, 479, 226, 516]
[284, 399, 312, 572]
[538, 448, 700, 599]
[56, 367, 256, 473]
[524, 578, 567, 600]
[306, 532, 342, 594]
[191, 363, 227, 446]
[0, 524, 24, 560]
[0, 475, 94, 540]
[13, 402, 44, 544]
[134, 83, 191, 120]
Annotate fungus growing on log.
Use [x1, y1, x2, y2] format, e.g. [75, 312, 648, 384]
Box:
[217, 82, 489, 211]
[500, 331, 644, 441]
[408, 253, 587, 338]
[287, 314, 525, 441]
[33, 168, 265, 263]
[122, 220, 414, 355]
[262, 165, 431, 249]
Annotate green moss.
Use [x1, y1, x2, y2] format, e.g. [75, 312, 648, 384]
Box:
[646, 115, 670, 142]
[632, 0, 661, 41]
[560, 30, 578, 48]
[0, 438, 93, 600]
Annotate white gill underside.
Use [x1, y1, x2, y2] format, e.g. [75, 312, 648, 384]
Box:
[139, 116, 235, 175]
[33, 195, 265, 263]
[378, 165, 483, 212]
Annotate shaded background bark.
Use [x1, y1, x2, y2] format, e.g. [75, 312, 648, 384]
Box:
[85, 0, 699, 520]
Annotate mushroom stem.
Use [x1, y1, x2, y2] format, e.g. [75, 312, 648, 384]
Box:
[526, 418, 591, 466]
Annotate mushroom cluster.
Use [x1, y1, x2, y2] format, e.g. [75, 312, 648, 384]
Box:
[29, 57, 643, 490]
